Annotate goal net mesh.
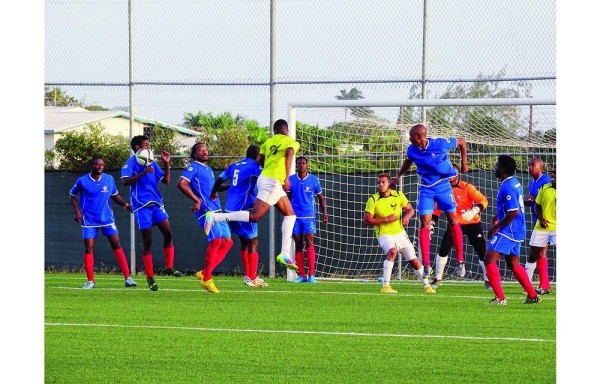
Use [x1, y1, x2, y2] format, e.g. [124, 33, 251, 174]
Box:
[292, 101, 556, 282]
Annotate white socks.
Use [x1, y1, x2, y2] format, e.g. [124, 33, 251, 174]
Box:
[280, 215, 296, 257]
[435, 255, 448, 280]
[525, 262, 536, 282]
[414, 265, 429, 287]
[382, 260, 394, 286]
[479, 260, 489, 281]
[213, 211, 250, 222]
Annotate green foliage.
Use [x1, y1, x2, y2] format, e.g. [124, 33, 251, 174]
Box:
[44, 86, 108, 110]
[146, 126, 187, 168]
[244, 119, 270, 147]
[335, 87, 375, 119]
[52, 123, 130, 171]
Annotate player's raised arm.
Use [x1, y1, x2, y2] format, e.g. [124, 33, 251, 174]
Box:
[457, 137, 468, 173]
[392, 158, 413, 187]
[161, 150, 171, 185]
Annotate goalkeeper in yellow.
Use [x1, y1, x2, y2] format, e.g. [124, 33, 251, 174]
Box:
[363, 173, 436, 294]
[204, 119, 300, 271]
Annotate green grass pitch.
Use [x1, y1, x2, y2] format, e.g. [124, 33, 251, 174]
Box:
[45, 273, 555, 383]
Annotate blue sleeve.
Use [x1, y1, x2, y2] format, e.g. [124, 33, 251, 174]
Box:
[108, 175, 118, 195]
[154, 163, 165, 180]
[313, 176, 322, 195]
[180, 164, 196, 181]
[439, 137, 457, 152]
[221, 165, 232, 180]
[69, 178, 81, 196]
[121, 158, 134, 179]
[503, 185, 521, 211]
[253, 162, 261, 176]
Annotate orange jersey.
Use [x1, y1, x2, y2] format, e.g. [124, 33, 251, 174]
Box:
[433, 181, 488, 225]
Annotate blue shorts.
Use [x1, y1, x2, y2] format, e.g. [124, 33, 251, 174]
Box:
[293, 217, 316, 235]
[418, 181, 456, 215]
[82, 224, 118, 239]
[229, 221, 258, 240]
[198, 215, 231, 242]
[487, 234, 522, 256]
[134, 204, 169, 230]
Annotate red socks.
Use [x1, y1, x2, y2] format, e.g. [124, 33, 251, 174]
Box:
[203, 238, 222, 281]
[449, 223, 464, 263]
[240, 250, 249, 277]
[485, 262, 505, 300]
[142, 254, 154, 278]
[113, 248, 130, 278]
[513, 264, 537, 298]
[307, 245, 316, 276]
[248, 252, 258, 280]
[537, 257, 551, 290]
[164, 245, 175, 269]
[419, 228, 431, 266]
[295, 250, 306, 277]
[215, 238, 233, 267]
[84, 253, 94, 282]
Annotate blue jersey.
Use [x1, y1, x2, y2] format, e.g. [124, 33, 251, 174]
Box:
[120, 155, 165, 211]
[406, 137, 458, 186]
[289, 173, 323, 218]
[496, 176, 526, 241]
[180, 161, 222, 215]
[69, 173, 118, 227]
[220, 158, 261, 211]
[528, 172, 552, 224]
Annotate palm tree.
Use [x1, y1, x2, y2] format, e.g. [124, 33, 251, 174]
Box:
[336, 88, 365, 120]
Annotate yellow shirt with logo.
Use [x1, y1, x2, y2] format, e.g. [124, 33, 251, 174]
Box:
[364, 190, 409, 237]
[260, 134, 300, 184]
[534, 183, 556, 231]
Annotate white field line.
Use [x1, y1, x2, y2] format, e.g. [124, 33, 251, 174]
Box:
[47, 286, 555, 301]
[44, 322, 555, 343]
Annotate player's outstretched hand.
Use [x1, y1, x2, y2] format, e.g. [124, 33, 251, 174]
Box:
[161, 150, 171, 163]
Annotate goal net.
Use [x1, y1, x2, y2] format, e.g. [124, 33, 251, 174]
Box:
[288, 98, 556, 283]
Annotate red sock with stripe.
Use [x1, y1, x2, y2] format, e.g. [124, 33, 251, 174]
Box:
[142, 254, 154, 278]
[84, 253, 94, 282]
[295, 250, 306, 277]
[485, 262, 505, 300]
[248, 252, 259, 280]
[537, 257, 551, 290]
[203, 239, 223, 280]
[307, 245, 316, 276]
[163, 245, 174, 269]
[215, 238, 233, 267]
[419, 228, 431, 266]
[449, 223, 464, 263]
[240, 250, 249, 277]
[513, 264, 537, 298]
[113, 248, 130, 278]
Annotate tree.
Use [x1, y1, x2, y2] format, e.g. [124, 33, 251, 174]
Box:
[335, 87, 374, 120]
[44, 86, 108, 111]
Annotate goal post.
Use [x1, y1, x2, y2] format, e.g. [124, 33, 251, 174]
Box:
[287, 98, 556, 283]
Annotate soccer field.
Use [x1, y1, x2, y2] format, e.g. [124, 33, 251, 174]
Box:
[45, 273, 555, 383]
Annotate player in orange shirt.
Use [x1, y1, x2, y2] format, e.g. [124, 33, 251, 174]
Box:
[430, 165, 490, 289]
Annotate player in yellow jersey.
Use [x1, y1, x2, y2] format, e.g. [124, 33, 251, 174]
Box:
[204, 119, 300, 270]
[363, 173, 436, 294]
[528, 169, 556, 295]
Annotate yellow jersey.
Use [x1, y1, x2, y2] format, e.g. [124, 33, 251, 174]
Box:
[534, 183, 556, 231]
[364, 190, 409, 237]
[260, 134, 300, 184]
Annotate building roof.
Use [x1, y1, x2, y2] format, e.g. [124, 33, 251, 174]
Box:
[44, 106, 199, 136]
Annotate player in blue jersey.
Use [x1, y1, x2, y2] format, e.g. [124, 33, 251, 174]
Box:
[178, 143, 233, 293]
[210, 145, 268, 288]
[484, 155, 541, 305]
[70, 156, 137, 289]
[392, 124, 468, 280]
[121, 135, 181, 292]
[524, 158, 552, 282]
[288, 156, 328, 283]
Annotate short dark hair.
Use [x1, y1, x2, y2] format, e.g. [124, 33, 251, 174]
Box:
[378, 172, 391, 182]
[90, 155, 103, 166]
[296, 156, 308, 165]
[246, 145, 260, 159]
[190, 142, 206, 160]
[273, 119, 288, 133]
[497, 155, 517, 176]
[131, 135, 149, 151]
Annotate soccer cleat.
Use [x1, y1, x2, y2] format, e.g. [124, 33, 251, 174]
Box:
[254, 277, 268, 287]
[147, 277, 158, 291]
[275, 254, 298, 271]
[424, 285, 436, 294]
[423, 266, 433, 281]
[82, 281, 95, 289]
[293, 275, 308, 283]
[124, 277, 137, 287]
[195, 270, 204, 282]
[307, 275, 318, 284]
[484, 280, 493, 290]
[523, 295, 542, 304]
[165, 268, 183, 277]
[456, 262, 466, 278]
[487, 297, 507, 305]
[431, 278, 442, 289]
[535, 287, 552, 295]
[380, 285, 398, 294]
[201, 278, 219, 293]
[203, 211, 215, 235]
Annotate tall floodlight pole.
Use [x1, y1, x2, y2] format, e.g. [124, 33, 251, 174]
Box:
[128, 0, 137, 274]
[268, 0, 276, 277]
[421, 0, 429, 123]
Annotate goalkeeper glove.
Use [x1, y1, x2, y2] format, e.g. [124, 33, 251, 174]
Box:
[461, 206, 480, 222]
[429, 220, 436, 239]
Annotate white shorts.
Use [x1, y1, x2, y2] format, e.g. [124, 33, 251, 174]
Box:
[378, 231, 417, 261]
[256, 176, 287, 206]
[529, 229, 557, 247]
